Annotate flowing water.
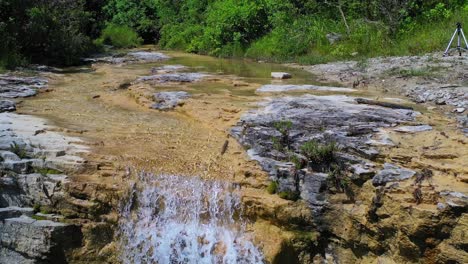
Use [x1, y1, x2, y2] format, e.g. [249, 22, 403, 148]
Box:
[119, 173, 264, 264]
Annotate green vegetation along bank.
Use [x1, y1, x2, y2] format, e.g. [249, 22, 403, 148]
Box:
[1, 0, 468, 69]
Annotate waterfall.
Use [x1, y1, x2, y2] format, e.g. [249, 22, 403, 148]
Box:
[119, 173, 264, 264]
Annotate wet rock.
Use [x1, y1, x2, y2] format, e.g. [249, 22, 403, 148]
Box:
[271, 72, 292, 79]
[0, 100, 16, 112]
[127, 51, 169, 62]
[257, 84, 355, 93]
[151, 65, 187, 74]
[372, 163, 416, 186]
[0, 75, 48, 98]
[0, 216, 82, 262]
[394, 125, 432, 133]
[136, 73, 208, 83]
[152, 91, 191, 110]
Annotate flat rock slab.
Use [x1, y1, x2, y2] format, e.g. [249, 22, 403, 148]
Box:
[127, 51, 170, 62]
[136, 73, 209, 83]
[0, 113, 89, 172]
[232, 95, 417, 175]
[0, 75, 48, 99]
[84, 51, 170, 64]
[372, 163, 416, 186]
[152, 91, 191, 110]
[394, 125, 432, 133]
[0, 100, 16, 112]
[257, 84, 356, 93]
[271, 72, 292, 79]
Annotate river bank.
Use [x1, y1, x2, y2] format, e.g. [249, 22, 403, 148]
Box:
[0, 49, 467, 263]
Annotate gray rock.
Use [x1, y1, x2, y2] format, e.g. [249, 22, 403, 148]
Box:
[0, 151, 21, 161]
[372, 163, 416, 186]
[152, 91, 191, 110]
[127, 51, 170, 62]
[0, 207, 34, 221]
[0, 247, 36, 264]
[231, 95, 418, 210]
[136, 73, 208, 83]
[0, 100, 16, 112]
[0, 173, 68, 207]
[257, 84, 355, 93]
[233, 95, 416, 178]
[0, 75, 48, 98]
[300, 173, 329, 212]
[394, 125, 433, 133]
[1, 159, 42, 174]
[271, 72, 292, 79]
[0, 216, 81, 262]
[326, 32, 342, 44]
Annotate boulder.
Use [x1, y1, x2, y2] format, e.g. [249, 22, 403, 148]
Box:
[271, 72, 292, 79]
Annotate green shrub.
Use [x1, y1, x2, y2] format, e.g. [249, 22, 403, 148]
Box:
[97, 24, 142, 48]
[266, 181, 278, 194]
[278, 190, 300, 201]
[301, 140, 338, 167]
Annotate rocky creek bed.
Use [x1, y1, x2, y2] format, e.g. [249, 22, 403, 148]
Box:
[0, 50, 467, 263]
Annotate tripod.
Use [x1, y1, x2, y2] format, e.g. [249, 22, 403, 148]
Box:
[443, 22, 468, 56]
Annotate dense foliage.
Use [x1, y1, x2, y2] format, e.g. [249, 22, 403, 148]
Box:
[1, 0, 467, 69]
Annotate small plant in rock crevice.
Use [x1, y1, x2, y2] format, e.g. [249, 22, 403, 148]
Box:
[327, 163, 355, 202]
[266, 181, 278, 194]
[9, 141, 28, 159]
[271, 120, 293, 152]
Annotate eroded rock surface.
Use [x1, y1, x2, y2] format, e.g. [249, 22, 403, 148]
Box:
[136, 72, 209, 84]
[231, 94, 467, 263]
[152, 91, 191, 110]
[0, 100, 15, 112]
[0, 75, 48, 99]
[232, 95, 418, 210]
[0, 113, 91, 263]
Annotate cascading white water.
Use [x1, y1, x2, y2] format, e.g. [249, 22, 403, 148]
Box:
[119, 173, 264, 264]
